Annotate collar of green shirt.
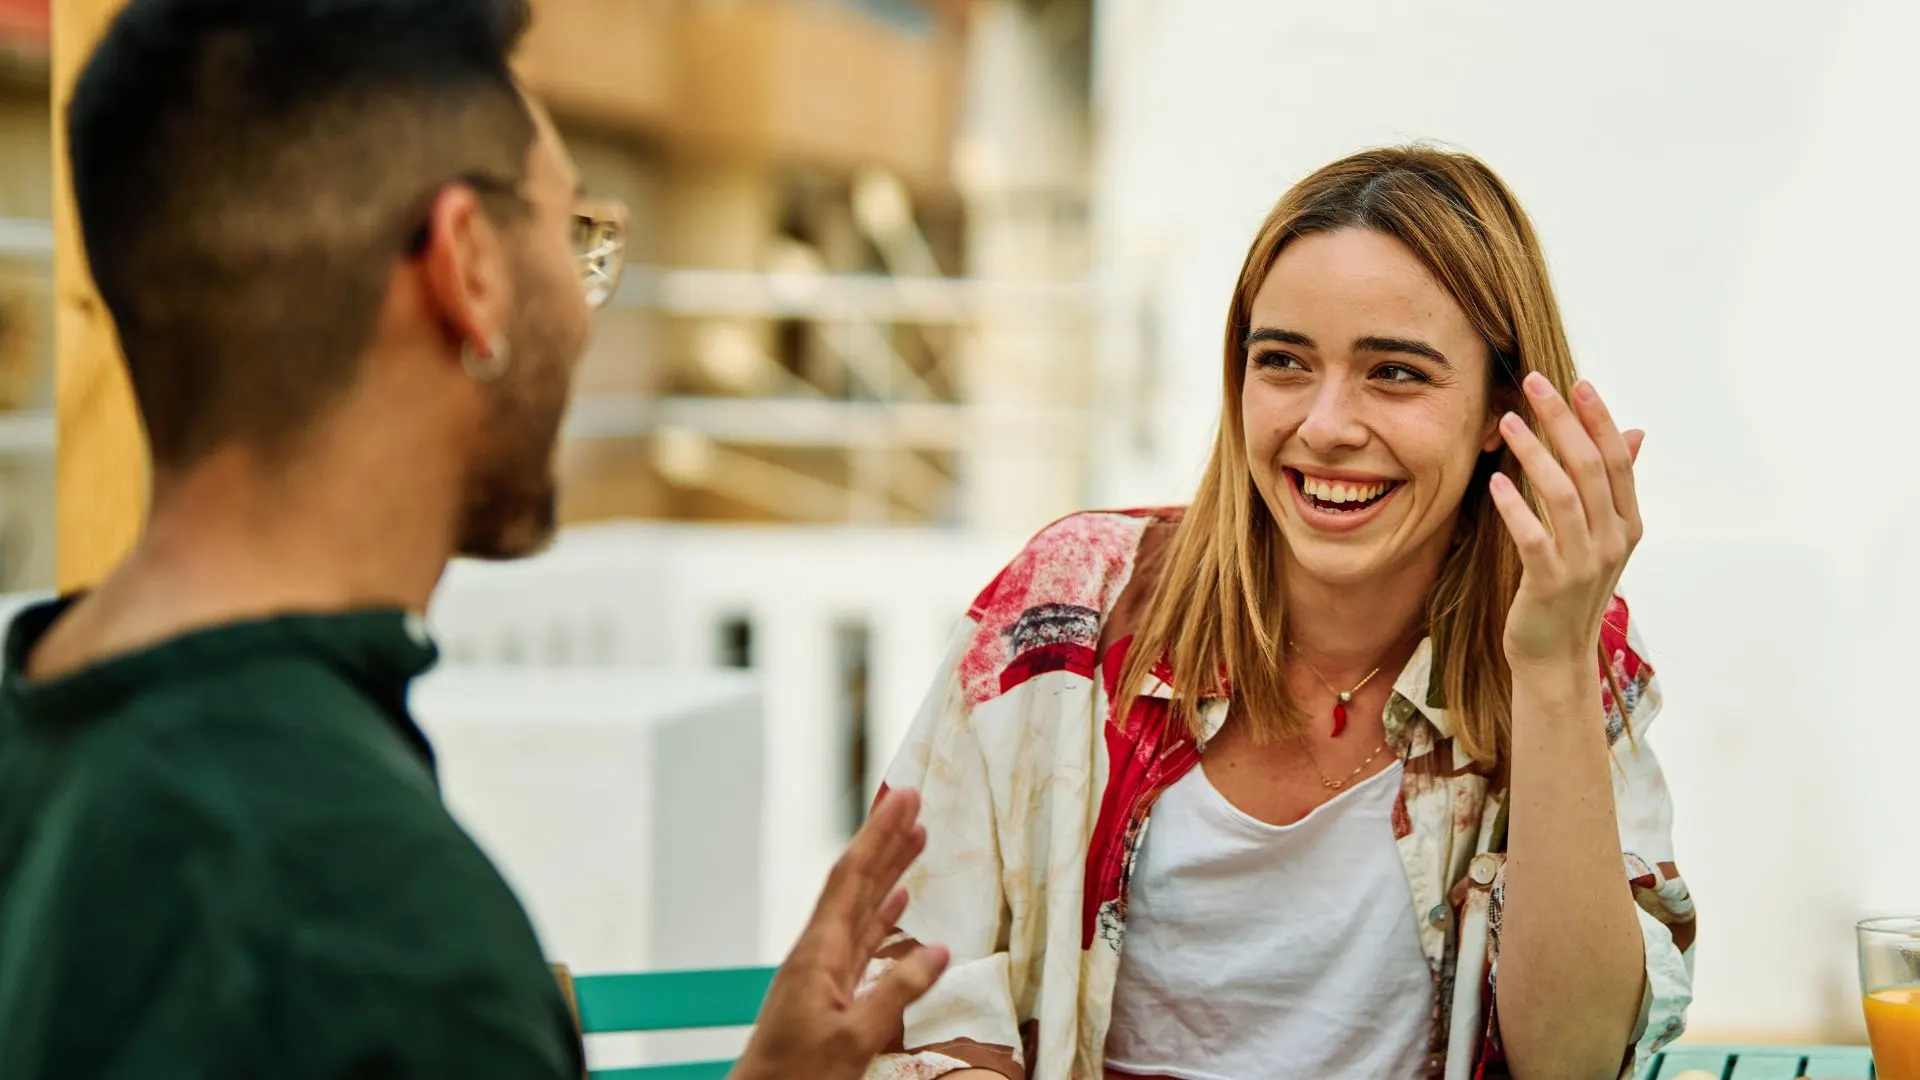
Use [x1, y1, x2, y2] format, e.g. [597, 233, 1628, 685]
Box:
[1, 598, 440, 754]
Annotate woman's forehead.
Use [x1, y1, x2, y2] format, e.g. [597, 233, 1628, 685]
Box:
[1253, 231, 1472, 337]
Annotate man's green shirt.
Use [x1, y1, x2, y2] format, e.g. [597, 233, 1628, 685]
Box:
[0, 600, 583, 1078]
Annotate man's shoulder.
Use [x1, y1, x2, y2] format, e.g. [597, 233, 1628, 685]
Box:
[83, 663, 431, 801]
[0, 682, 530, 969]
[3, 702, 427, 881]
[0, 655, 452, 907]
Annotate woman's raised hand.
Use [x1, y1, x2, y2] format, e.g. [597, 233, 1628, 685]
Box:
[1488, 371, 1645, 672]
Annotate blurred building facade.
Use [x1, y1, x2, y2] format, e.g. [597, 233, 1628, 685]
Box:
[0, 0, 1112, 594]
[523, 0, 1102, 536]
[0, 2, 52, 592]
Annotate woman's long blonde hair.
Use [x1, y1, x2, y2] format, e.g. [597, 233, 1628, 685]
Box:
[1115, 145, 1580, 769]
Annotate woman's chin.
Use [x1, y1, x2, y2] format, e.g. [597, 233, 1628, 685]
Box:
[1276, 513, 1460, 594]
[1280, 541, 1394, 589]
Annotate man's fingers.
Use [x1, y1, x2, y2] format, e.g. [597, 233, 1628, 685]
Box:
[849, 943, 951, 1051]
[861, 790, 923, 892]
[863, 887, 912, 959]
[1624, 428, 1645, 463]
[852, 820, 925, 931]
[848, 887, 914, 987]
[815, 788, 922, 926]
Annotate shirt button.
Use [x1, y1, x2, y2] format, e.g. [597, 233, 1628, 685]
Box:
[1423, 1051, 1447, 1076]
[1428, 904, 1452, 930]
[1469, 853, 1501, 886]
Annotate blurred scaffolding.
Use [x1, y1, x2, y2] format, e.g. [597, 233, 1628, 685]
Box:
[0, 0, 1136, 592]
[521, 0, 1114, 536]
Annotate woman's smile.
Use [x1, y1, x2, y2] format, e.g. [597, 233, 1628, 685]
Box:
[1283, 467, 1403, 533]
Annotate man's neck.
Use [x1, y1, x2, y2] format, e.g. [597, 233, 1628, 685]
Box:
[29, 446, 456, 681]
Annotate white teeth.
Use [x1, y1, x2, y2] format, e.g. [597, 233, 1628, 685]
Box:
[1299, 474, 1389, 505]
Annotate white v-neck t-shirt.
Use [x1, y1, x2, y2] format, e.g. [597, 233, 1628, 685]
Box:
[1103, 760, 1433, 1080]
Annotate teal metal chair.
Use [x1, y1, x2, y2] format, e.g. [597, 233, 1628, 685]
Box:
[555, 964, 778, 1080]
[1639, 1044, 1876, 1079]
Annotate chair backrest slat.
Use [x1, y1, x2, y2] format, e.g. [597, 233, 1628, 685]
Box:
[571, 967, 776, 1034]
[588, 1063, 735, 1080]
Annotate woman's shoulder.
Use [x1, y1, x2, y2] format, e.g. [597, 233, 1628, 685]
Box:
[965, 507, 1183, 618]
[953, 507, 1184, 708]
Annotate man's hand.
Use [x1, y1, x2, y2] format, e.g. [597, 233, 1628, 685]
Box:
[730, 788, 949, 1080]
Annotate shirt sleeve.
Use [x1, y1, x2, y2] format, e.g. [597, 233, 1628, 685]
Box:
[1605, 618, 1696, 1073]
[864, 616, 1027, 1080]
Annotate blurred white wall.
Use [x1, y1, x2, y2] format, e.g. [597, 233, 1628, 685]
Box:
[429, 524, 1013, 963]
[1088, 0, 1920, 1041]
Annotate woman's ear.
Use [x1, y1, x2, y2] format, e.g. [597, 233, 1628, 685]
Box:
[1480, 413, 1504, 454]
[1480, 377, 1522, 453]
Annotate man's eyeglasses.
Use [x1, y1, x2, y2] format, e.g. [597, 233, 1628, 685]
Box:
[406, 175, 630, 311]
[572, 198, 628, 310]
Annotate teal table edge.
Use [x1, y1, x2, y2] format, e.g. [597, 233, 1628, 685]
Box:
[1641, 1043, 1875, 1079]
[582, 1040, 1878, 1080]
[565, 965, 1877, 1080]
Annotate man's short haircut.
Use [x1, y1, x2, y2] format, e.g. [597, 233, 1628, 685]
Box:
[67, 0, 536, 466]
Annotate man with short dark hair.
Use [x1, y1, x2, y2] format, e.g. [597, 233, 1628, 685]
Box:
[0, 2, 947, 1077]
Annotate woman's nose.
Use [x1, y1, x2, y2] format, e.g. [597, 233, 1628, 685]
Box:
[1296, 381, 1366, 452]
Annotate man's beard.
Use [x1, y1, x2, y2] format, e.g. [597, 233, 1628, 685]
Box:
[455, 459, 559, 561]
[455, 290, 579, 561]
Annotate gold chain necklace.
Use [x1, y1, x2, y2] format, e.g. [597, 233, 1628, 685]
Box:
[1287, 638, 1384, 738]
[1298, 736, 1390, 791]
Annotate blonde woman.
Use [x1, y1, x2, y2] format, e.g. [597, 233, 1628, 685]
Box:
[865, 147, 1695, 1080]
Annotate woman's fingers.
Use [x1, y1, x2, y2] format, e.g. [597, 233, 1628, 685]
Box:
[1489, 471, 1556, 572]
[1498, 408, 1589, 566]
[1568, 381, 1642, 543]
[1521, 373, 1615, 543]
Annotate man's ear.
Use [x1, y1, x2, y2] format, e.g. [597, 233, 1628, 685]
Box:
[417, 184, 510, 358]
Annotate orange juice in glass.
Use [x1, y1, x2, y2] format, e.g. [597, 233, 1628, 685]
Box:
[1859, 917, 1920, 1080]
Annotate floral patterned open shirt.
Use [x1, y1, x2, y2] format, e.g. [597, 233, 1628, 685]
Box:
[866, 509, 1695, 1080]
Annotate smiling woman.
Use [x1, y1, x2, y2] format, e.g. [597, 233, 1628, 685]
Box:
[862, 145, 1695, 1080]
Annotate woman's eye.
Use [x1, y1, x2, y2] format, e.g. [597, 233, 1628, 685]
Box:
[1374, 363, 1428, 384]
[1251, 351, 1305, 371]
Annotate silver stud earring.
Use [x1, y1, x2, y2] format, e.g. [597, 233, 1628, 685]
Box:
[461, 334, 511, 382]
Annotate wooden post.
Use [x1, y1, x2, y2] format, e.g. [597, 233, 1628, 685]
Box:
[51, 0, 144, 592]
